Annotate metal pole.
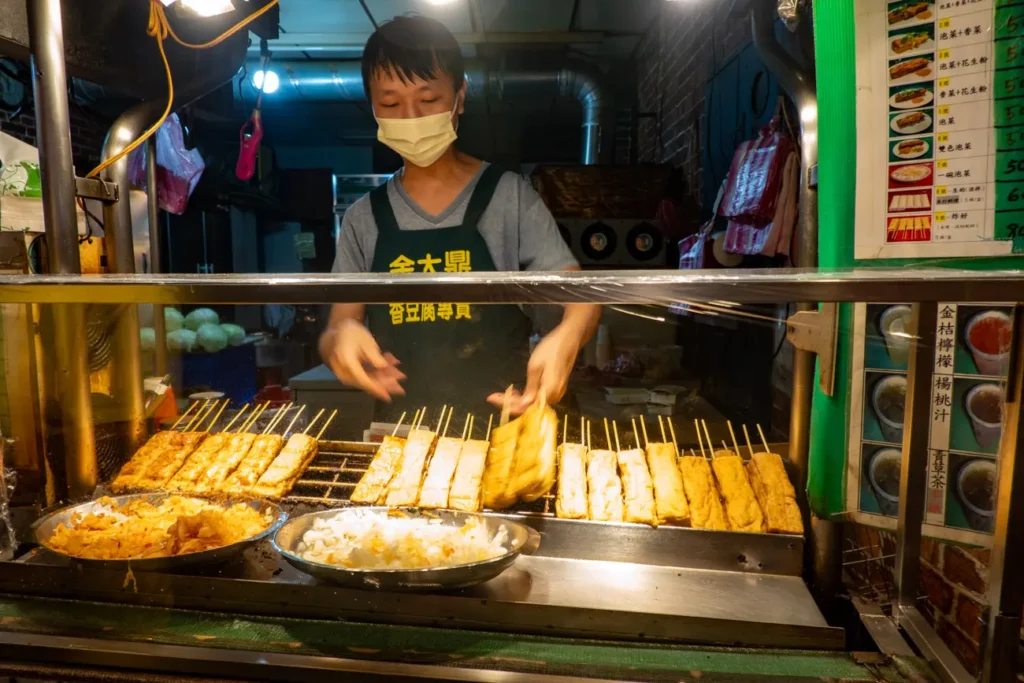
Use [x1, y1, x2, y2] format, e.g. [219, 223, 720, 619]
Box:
[894, 302, 939, 609]
[750, 2, 835, 604]
[146, 137, 168, 377]
[981, 303, 1024, 683]
[28, 0, 97, 498]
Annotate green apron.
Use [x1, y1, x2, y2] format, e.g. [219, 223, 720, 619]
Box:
[366, 166, 532, 423]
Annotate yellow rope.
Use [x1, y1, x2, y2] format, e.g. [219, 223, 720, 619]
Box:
[86, 0, 279, 179]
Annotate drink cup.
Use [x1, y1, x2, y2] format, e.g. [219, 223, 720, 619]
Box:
[964, 383, 1003, 450]
[872, 374, 907, 444]
[869, 447, 902, 516]
[880, 305, 913, 365]
[965, 310, 1012, 377]
[957, 459, 996, 532]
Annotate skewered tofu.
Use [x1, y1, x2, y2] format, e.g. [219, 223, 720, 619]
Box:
[586, 449, 624, 522]
[165, 434, 231, 491]
[251, 434, 319, 499]
[645, 443, 690, 525]
[418, 437, 464, 508]
[747, 452, 803, 534]
[679, 456, 730, 530]
[384, 429, 437, 507]
[350, 435, 405, 504]
[711, 451, 765, 533]
[193, 433, 257, 493]
[111, 431, 181, 491]
[220, 435, 285, 494]
[505, 404, 558, 504]
[617, 448, 657, 526]
[482, 419, 520, 509]
[134, 432, 207, 490]
[555, 443, 588, 519]
[448, 439, 489, 512]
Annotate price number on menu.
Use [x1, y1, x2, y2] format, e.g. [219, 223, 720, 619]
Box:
[995, 211, 1024, 240]
[997, 183, 1024, 207]
[1000, 38, 1024, 70]
[939, 49, 951, 61]
[997, 68, 1024, 99]
[937, 159, 949, 170]
[999, 155, 1024, 181]
[997, 125, 1024, 151]
[938, 105, 950, 116]
[935, 212, 947, 223]
[936, 186, 948, 196]
[997, 98, 1024, 126]
[937, 132, 950, 144]
[939, 17, 951, 30]
[997, 7, 1024, 40]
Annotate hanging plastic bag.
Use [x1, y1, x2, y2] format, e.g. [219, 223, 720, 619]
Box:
[719, 125, 793, 224]
[128, 113, 205, 215]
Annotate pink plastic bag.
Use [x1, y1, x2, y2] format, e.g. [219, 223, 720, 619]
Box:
[128, 114, 205, 215]
[719, 126, 793, 223]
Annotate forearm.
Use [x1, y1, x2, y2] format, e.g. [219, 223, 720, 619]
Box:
[556, 303, 601, 349]
[319, 303, 365, 360]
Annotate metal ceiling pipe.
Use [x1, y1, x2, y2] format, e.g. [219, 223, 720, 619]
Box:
[255, 60, 606, 164]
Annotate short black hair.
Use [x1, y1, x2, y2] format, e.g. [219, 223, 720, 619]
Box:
[361, 15, 465, 99]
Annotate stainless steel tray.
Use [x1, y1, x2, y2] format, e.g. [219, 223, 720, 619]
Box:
[273, 507, 541, 591]
[33, 493, 286, 572]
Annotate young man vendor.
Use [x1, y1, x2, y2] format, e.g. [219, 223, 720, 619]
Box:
[319, 15, 600, 420]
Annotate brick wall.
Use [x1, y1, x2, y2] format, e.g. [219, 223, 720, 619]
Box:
[635, 0, 749, 205]
[847, 524, 997, 676]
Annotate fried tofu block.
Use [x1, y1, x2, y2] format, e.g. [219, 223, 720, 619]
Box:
[111, 431, 180, 491]
[193, 433, 257, 494]
[166, 434, 231, 492]
[711, 452, 765, 533]
[556, 443, 588, 520]
[482, 419, 521, 510]
[506, 404, 558, 504]
[748, 452, 803, 534]
[384, 429, 437, 507]
[418, 437, 464, 509]
[350, 436, 405, 504]
[645, 443, 690, 524]
[135, 432, 208, 490]
[448, 439, 489, 512]
[617, 448, 657, 526]
[679, 456, 730, 531]
[586, 449, 624, 522]
[251, 434, 318, 499]
[220, 435, 285, 494]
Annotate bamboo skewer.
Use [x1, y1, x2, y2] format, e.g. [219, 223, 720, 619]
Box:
[499, 385, 514, 427]
[390, 411, 407, 437]
[170, 400, 199, 430]
[580, 416, 585, 446]
[462, 414, 472, 440]
[191, 401, 217, 431]
[442, 408, 454, 438]
[205, 400, 229, 431]
[612, 421, 622, 451]
[640, 418, 649, 447]
[742, 424, 756, 459]
[303, 408, 326, 435]
[603, 417, 613, 450]
[658, 416, 667, 443]
[283, 405, 306, 435]
[435, 406, 448, 433]
[694, 419, 707, 458]
[485, 414, 493, 441]
[244, 403, 270, 432]
[563, 415, 568, 446]
[184, 400, 211, 430]
[221, 404, 250, 433]
[727, 420, 743, 458]
[263, 402, 293, 434]
[587, 420, 592, 450]
[316, 409, 338, 440]
[630, 418, 641, 449]
[700, 420, 715, 458]
[667, 419, 679, 453]
[756, 424, 771, 454]
[415, 408, 428, 430]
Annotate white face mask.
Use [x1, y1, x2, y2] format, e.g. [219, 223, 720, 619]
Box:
[375, 99, 459, 168]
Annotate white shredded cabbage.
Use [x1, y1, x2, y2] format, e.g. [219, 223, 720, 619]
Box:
[294, 511, 508, 570]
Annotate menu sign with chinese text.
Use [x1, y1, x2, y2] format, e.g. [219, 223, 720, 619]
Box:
[846, 302, 1008, 544]
[855, 0, 1024, 258]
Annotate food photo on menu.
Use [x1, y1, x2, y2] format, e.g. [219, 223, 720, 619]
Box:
[888, 23, 935, 58]
[888, 53, 934, 85]
[889, 109, 934, 136]
[887, 1, 934, 28]
[889, 83, 934, 111]
[946, 454, 997, 533]
[861, 444, 902, 518]
[887, 189, 932, 212]
[864, 371, 907, 447]
[890, 136, 933, 162]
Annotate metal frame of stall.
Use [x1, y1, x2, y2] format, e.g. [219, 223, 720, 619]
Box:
[15, 0, 1024, 681]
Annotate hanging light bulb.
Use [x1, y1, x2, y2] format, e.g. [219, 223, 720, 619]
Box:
[424, 0, 457, 5]
[179, 0, 236, 17]
[252, 70, 280, 94]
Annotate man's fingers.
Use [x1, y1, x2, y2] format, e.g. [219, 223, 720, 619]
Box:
[344, 351, 392, 402]
[361, 337, 392, 370]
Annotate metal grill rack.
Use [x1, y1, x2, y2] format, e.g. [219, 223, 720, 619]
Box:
[285, 440, 556, 516]
[842, 528, 897, 615]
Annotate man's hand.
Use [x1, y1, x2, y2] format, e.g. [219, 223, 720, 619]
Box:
[488, 323, 581, 415]
[319, 319, 406, 402]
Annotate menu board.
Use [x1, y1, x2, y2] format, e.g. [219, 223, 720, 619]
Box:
[854, 0, 1024, 259]
[846, 302, 1009, 544]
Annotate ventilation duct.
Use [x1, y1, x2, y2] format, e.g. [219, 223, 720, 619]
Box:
[243, 60, 606, 164]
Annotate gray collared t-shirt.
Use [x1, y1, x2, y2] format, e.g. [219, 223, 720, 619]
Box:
[331, 163, 578, 274]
